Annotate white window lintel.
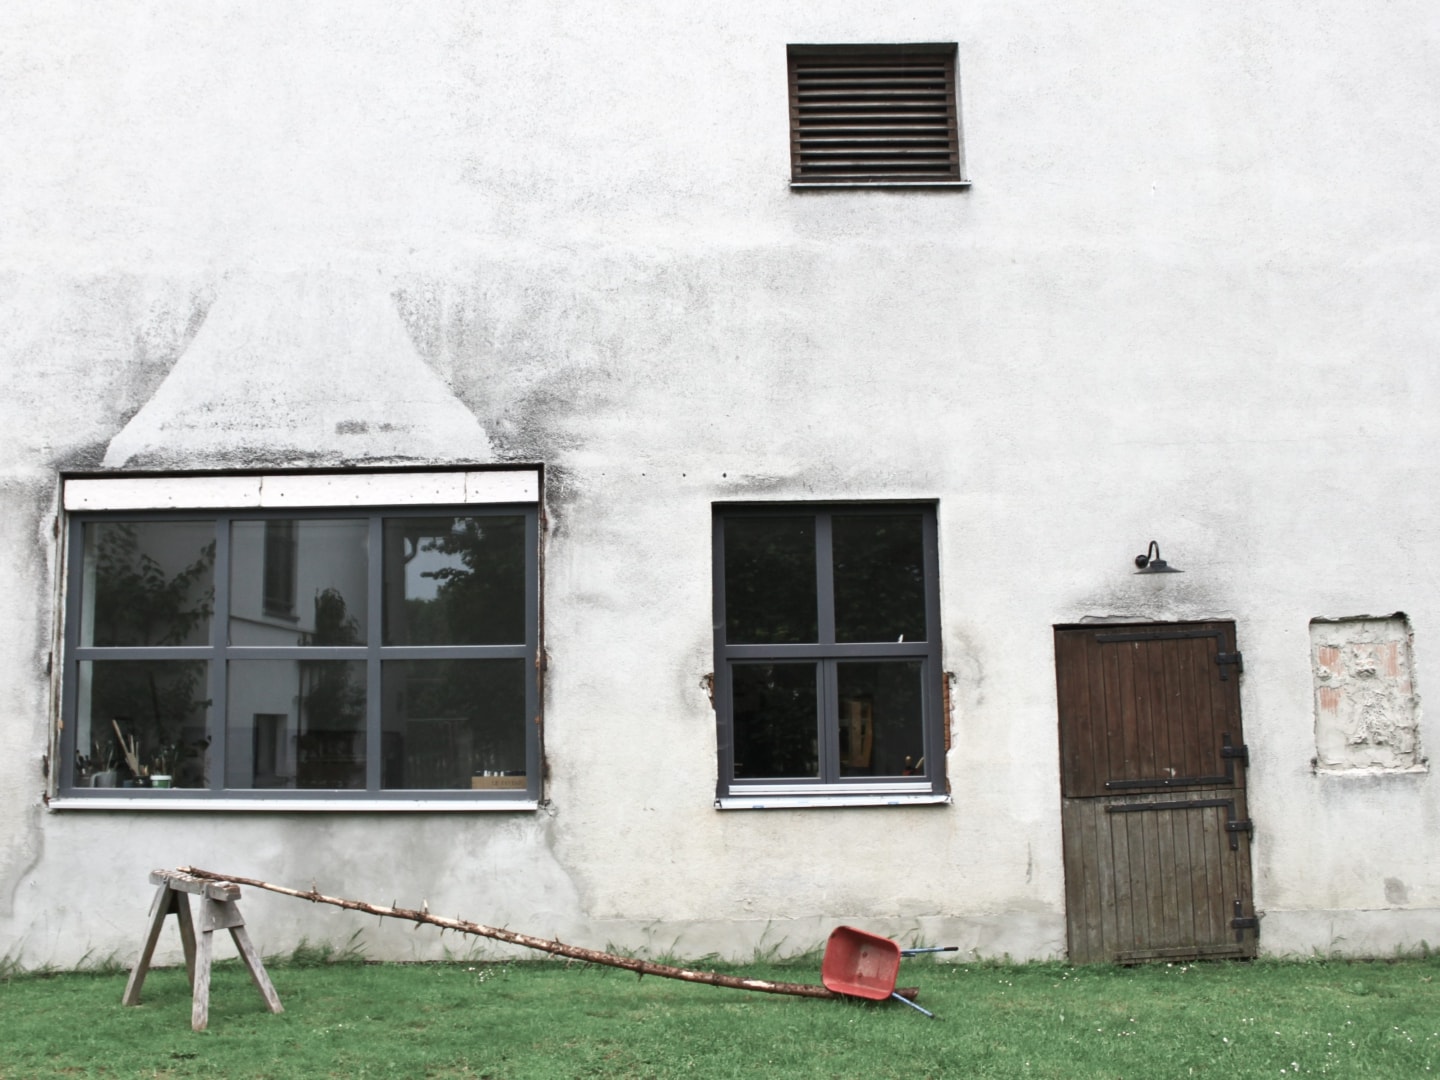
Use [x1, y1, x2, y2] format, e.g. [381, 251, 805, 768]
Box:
[63, 469, 540, 511]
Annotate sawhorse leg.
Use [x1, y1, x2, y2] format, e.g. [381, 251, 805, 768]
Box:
[122, 882, 196, 1007]
[192, 898, 284, 1031]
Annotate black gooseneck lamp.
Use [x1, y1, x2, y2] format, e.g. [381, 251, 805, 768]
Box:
[1134, 541, 1182, 575]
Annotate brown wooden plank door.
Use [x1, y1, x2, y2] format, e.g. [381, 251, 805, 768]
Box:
[1055, 622, 1257, 963]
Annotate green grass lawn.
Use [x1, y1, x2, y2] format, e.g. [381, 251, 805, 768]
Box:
[2, 951, 1437, 1079]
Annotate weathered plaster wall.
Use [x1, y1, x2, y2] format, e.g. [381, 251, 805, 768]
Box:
[2, 0, 1439, 965]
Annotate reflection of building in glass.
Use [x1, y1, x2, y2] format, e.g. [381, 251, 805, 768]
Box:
[261, 521, 298, 617]
[226, 519, 370, 790]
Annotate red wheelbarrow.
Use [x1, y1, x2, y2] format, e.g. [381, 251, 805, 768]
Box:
[821, 926, 956, 1019]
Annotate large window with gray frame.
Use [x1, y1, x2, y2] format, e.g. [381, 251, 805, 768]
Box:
[712, 504, 946, 804]
[60, 491, 539, 803]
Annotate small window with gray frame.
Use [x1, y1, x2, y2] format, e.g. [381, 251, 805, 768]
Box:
[787, 44, 967, 187]
[712, 503, 947, 806]
[57, 470, 540, 806]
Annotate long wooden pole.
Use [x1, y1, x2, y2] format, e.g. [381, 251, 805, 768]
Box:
[179, 867, 917, 1002]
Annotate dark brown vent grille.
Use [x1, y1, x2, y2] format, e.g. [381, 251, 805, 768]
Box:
[788, 45, 963, 186]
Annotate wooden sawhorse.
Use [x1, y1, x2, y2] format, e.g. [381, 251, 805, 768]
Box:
[122, 869, 284, 1031]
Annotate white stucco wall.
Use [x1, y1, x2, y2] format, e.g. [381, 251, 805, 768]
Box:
[2, 0, 1438, 967]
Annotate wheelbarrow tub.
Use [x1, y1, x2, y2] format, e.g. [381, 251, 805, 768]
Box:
[821, 926, 902, 1001]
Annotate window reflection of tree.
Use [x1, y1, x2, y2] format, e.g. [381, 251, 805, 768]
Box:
[382, 516, 528, 788]
[83, 523, 214, 788]
[91, 523, 214, 647]
[390, 517, 525, 646]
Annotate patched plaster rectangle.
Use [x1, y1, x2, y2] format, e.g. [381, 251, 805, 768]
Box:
[1311, 615, 1425, 772]
[63, 469, 540, 511]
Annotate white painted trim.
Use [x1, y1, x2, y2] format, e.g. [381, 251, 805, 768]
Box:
[63, 469, 540, 511]
[64, 475, 261, 510]
[260, 472, 467, 507]
[48, 797, 539, 812]
[714, 794, 951, 810]
[466, 469, 539, 503]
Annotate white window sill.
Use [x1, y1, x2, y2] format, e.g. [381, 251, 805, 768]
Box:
[715, 792, 951, 810]
[48, 797, 539, 813]
[789, 180, 971, 189]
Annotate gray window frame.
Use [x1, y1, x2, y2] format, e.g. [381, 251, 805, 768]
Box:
[712, 503, 947, 804]
[58, 503, 541, 805]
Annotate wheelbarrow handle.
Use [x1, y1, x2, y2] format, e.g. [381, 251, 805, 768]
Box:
[890, 991, 936, 1018]
[899, 946, 959, 956]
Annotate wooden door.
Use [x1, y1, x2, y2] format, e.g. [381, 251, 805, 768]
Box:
[1055, 622, 1257, 963]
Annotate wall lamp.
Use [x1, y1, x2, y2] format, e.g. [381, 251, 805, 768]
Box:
[1134, 541, 1182, 574]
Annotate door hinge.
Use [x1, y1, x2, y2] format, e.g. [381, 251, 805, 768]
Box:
[1220, 735, 1249, 766]
[1216, 651, 1244, 679]
[1231, 899, 1260, 941]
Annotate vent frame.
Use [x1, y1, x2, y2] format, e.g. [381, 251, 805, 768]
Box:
[787, 43, 968, 188]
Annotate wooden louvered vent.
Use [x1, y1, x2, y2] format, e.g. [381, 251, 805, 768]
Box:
[788, 44, 963, 186]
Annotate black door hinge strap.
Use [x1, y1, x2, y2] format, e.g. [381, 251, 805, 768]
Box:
[1231, 899, 1259, 941]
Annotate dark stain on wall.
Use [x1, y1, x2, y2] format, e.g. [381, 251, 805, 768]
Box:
[118, 288, 214, 431]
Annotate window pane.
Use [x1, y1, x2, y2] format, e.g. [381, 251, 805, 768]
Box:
[381, 659, 527, 790]
[226, 660, 366, 789]
[723, 517, 817, 644]
[833, 514, 926, 643]
[81, 521, 214, 646]
[383, 517, 526, 646]
[731, 663, 819, 779]
[837, 661, 926, 778]
[229, 520, 369, 645]
[73, 660, 210, 788]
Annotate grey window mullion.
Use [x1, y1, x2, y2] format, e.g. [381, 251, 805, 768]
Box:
[814, 514, 838, 782]
[921, 510, 944, 790]
[214, 514, 232, 647]
[59, 517, 86, 792]
[819, 659, 839, 783]
[921, 508, 940, 646]
[59, 655, 78, 792]
[374, 644, 529, 660]
[921, 658, 941, 788]
[366, 515, 383, 792]
[70, 646, 214, 660]
[815, 513, 836, 644]
[722, 642, 929, 661]
[712, 515, 732, 799]
[524, 508, 540, 797]
[717, 663, 737, 788]
[223, 646, 370, 661]
[711, 512, 727, 650]
[83, 643, 534, 661]
[211, 515, 232, 791]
